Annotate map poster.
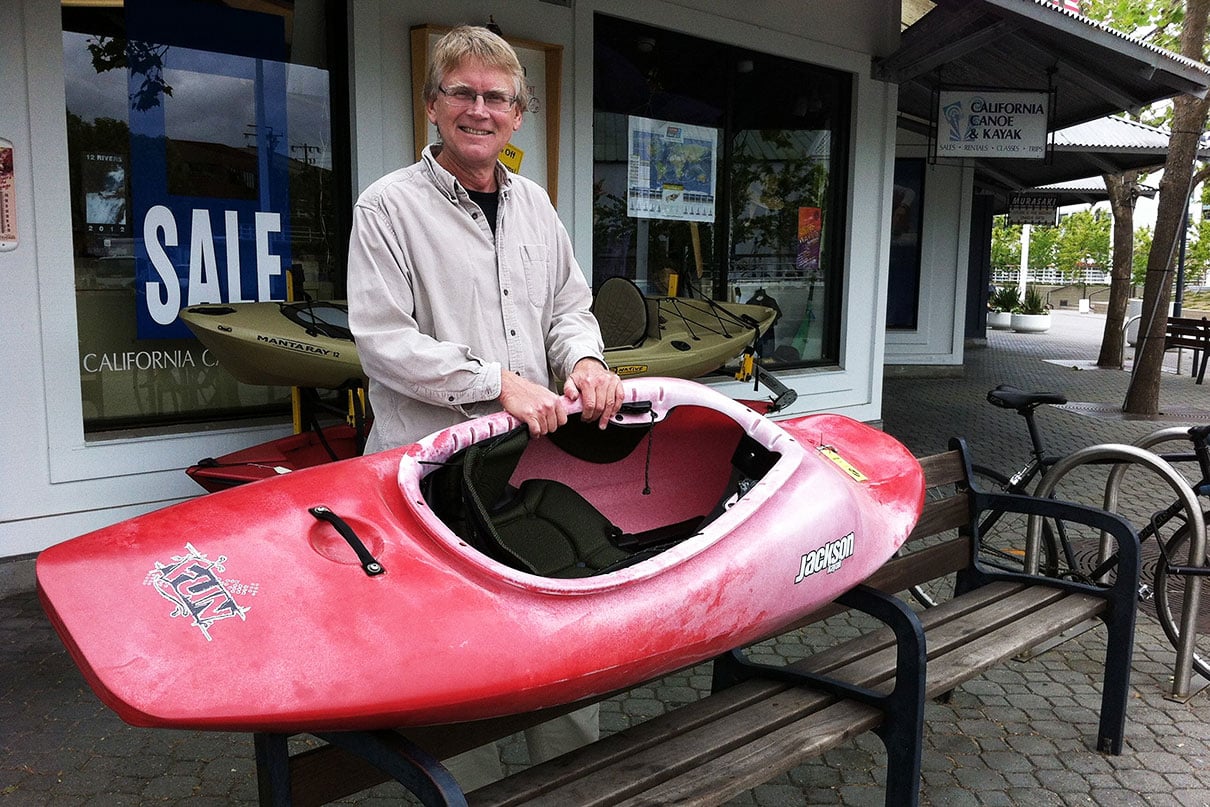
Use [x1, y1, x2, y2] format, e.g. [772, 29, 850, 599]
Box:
[627, 116, 717, 223]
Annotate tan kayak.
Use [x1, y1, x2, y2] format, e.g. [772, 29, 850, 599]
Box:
[180, 301, 366, 389]
[181, 281, 776, 389]
[592, 277, 776, 379]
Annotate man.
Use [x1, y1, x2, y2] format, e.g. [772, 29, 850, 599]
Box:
[346, 24, 622, 789]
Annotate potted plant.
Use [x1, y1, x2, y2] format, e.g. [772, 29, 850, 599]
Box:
[987, 286, 1019, 330]
[1011, 286, 1051, 333]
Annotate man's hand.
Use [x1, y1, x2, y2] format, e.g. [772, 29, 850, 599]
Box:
[564, 358, 624, 430]
[498, 371, 568, 437]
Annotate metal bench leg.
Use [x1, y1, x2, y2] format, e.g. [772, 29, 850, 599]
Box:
[254, 730, 468, 807]
[313, 730, 468, 807]
[255, 733, 293, 807]
[712, 585, 925, 807]
[1096, 594, 1138, 754]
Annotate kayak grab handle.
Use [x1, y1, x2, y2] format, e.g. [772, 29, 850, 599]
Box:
[308, 506, 385, 576]
[613, 400, 656, 426]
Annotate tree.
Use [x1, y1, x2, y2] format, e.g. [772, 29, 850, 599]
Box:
[1079, 1, 1190, 371]
[1028, 224, 1060, 273]
[1124, 0, 1210, 415]
[1133, 225, 1155, 284]
[1185, 217, 1210, 283]
[1097, 172, 1143, 366]
[991, 218, 1021, 271]
[1056, 208, 1111, 278]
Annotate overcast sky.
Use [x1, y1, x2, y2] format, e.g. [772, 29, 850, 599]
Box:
[63, 31, 332, 169]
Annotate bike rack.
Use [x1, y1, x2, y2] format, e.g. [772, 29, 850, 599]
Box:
[1031, 442, 1206, 701]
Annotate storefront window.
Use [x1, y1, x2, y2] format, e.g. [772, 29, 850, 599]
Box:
[887, 158, 925, 329]
[592, 15, 850, 369]
[62, 0, 344, 432]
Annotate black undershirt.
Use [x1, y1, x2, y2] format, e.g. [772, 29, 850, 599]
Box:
[466, 189, 500, 237]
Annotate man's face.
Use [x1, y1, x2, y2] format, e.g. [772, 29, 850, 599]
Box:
[427, 60, 522, 179]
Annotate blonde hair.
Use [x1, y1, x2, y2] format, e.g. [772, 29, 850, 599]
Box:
[423, 25, 529, 110]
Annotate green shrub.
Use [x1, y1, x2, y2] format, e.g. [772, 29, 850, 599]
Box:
[1020, 286, 1048, 315]
[988, 286, 1021, 313]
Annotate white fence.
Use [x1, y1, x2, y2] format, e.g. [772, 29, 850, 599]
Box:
[990, 267, 1111, 285]
[992, 266, 1210, 287]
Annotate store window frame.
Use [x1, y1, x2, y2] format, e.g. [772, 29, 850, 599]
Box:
[590, 13, 851, 372]
[60, 0, 353, 437]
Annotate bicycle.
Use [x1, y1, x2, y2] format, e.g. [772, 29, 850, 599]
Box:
[910, 384, 1210, 682]
[907, 384, 1066, 611]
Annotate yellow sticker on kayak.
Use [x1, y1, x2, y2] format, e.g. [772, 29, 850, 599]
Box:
[613, 364, 649, 377]
[817, 445, 868, 482]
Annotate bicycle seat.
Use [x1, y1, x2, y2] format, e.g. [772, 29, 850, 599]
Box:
[987, 385, 1067, 412]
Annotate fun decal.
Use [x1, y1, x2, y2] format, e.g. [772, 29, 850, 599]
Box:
[794, 532, 855, 584]
[147, 543, 252, 640]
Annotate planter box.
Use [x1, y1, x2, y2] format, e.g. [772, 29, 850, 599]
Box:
[987, 311, 1012, 330]
[1011, 312, 1051, 333]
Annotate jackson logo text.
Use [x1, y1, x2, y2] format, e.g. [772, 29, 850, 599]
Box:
[795, 532, 855, 584]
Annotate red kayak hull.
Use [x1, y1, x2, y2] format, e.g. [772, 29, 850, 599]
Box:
[186, 424, 364, 492]
[38, 378, 923, 733]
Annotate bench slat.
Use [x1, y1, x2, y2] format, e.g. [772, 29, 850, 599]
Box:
[613, 700, 884, 807]
[909, 494, 969, 542]
[919, 450, 966, 488]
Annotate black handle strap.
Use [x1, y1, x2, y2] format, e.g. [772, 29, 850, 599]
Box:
[309, 506, 385, 576]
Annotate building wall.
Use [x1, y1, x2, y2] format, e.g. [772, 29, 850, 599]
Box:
[884, 132, 974, 366]
[0, 0, 903, 558]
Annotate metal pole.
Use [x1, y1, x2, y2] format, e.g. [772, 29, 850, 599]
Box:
[1033, 442, 1204, 700]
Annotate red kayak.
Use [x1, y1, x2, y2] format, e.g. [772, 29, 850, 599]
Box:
[37, 377, 923, 732]
[186, 423, 365, 492]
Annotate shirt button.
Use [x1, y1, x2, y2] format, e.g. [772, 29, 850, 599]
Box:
[503, 289, 509, 296]
[472, 212, 479, 219]
[510, 329, 516, 336]
[448, 396, 455, 402]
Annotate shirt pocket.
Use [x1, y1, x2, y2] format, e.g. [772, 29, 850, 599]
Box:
[519, 243, 550, 307]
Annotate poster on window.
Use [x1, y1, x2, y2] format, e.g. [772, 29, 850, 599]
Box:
[83, 153, 128, 235]
[797, 207, 821, 273]
[626, 116, 717, 223]
[125, 0, 292, 339]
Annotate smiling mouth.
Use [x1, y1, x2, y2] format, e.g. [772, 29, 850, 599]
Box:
[459, 125, 494, 136]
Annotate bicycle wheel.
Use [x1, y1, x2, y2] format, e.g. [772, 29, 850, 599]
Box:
[1153, 518, 1210, 681]
[970, 464, 1060, 577]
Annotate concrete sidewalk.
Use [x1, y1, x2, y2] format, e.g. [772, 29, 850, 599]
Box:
[3, 309, 1210, 805]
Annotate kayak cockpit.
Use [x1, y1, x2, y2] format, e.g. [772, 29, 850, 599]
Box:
[414, 400, 786, 580]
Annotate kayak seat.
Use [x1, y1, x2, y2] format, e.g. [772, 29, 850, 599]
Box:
[457, 428, 635, 578]
[593, 276, 653, 349]
[424, 423, 706, 578]
[485, 480, 632, 578]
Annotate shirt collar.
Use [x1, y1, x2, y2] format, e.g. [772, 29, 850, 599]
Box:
[423, 144, 512, 202]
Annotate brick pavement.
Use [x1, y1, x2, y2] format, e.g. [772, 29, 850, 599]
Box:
[2, 309, 1210, 805]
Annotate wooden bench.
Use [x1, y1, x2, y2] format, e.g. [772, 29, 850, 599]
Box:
[253, 439, 1141, 807]
[1164, 316, 1210, 383]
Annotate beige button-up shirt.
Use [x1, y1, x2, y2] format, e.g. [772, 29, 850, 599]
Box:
[347, 146, 605, 452]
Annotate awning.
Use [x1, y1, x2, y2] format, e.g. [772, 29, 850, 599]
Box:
[880, 0, 1210, 133]
[879, 0, 1210, 195]
[976, 115, 1208, 199]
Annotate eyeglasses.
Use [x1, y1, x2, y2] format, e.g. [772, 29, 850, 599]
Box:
[438, 85, 518, 112]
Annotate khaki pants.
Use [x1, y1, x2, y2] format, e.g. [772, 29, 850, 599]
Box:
[441, 704, 599, 792]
